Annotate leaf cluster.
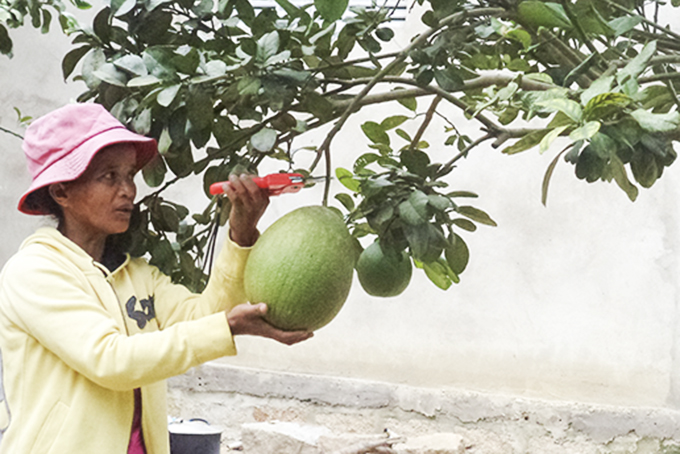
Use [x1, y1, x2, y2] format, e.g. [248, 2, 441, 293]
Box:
[334, 111, 496, 290]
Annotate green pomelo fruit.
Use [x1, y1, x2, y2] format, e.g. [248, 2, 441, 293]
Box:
[243, 206, 357, 331]
[356, 241, 412, 297]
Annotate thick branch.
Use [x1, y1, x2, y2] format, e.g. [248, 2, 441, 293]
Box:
[329, 74, 556, 111]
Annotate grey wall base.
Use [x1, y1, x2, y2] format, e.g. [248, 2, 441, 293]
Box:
[168, 362, 680, 454]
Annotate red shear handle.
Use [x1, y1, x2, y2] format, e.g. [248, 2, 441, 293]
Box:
[209, 173, 305, 196]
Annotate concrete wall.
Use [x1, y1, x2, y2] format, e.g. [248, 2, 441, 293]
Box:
[2, 4, 680, 423]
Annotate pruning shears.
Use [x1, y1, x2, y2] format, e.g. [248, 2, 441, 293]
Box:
[209, 172, 327, 197]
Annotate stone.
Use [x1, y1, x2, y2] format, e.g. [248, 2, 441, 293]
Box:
[240, 421, 330, 454]
[394, 433, 465, 454]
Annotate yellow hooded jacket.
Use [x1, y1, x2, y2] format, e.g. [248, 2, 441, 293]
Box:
[0, 227, 251, 454]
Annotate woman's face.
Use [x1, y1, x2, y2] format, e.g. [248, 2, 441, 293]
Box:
[58, 143, 138, 239]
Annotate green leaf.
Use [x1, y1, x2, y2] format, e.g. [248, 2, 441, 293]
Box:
[404, 223, 447, 263]
[427, 194, 452, 211]
[502, 129, 551, 155]
[114, 54, 148, 77]
[353, 153, 380, 173]
[256, 31, 280, 64]
[401, 149, 430, 177]
[367, 205, 395, 230]
[397, 96, 417, 111]
[583, 92, 631, 121]
[165, 142, 194, 178]
[423, 259, 457, 290]
[630, 149, 660, 188]
[133, 108, 152, 135]
[539, 125, 568, 154]
[525, 73, 554, 84]
[434, 67, 465, 92]
[111, 0, 136, 16]
[171, 46, 200, 75]
[186, 87, 214, 131]
[0, 24, 12, 56]
[517, 1, 572, 29]
[569, 121, 600, 142]
[547, 111, 575, 129]
[630, 109, 680, 132]
[250, 128, 277, 152]
[445, 233, 469, 275]
[128, 75, 161, 87]
[456, 206, 497, 226]
[381, 115, 409, 130]
[398, 190, 430, 225]
[617, 41, 656, 86]
[506, 29, 532, 49]
[608, 16, 642, 37]
[542, 147, 568, 206]
[574, 146, 605, 182]
[62, 45, 91, 80]
[334, 193, 355, 211]
[563, 53, 599, 88]
[92, 63, 128, 86]
[535, 98, 582, 122]
[361, 121, 390, 145]
[376, 27, 395, 42]
[589, 133, 617, 160]
[336, 167, 361, 192]
[315, 0, 348, 21]
[609, 155, 638, 201]
[446, 191, 479, 198]
[452, 218, 477, 232]
[157, 128, 172, 154]
[274, 0, 302, 16]
[142, 155, 167, 187]
[237, 76, 261, 96]
[157, 84, 181, 107]
[580, 75, 615, 105]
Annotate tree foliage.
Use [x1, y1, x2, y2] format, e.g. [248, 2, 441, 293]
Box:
[2, 0, 680, 292]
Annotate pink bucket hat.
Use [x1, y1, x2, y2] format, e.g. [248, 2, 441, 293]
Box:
[18, 103, 158, 215]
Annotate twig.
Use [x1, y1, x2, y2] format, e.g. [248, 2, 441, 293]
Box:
[0, 126, 24, 140]
[437, 133, 494, 177]
[410, 95, 442, 150]
[639, 72, 680, 85]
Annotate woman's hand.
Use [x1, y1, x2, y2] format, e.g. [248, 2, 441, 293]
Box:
[226, 303, 314, 346]
[223, 174, 269, 247]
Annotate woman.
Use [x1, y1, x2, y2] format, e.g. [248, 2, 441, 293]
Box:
[0, 103, 312, 454]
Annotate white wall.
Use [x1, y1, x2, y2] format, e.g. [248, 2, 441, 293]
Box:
[2, 6, 680, 412]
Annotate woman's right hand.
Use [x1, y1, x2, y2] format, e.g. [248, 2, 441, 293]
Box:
[226, 303, 314, 346]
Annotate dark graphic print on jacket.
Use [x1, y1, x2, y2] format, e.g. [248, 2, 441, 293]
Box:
[126, 295, 156, 329]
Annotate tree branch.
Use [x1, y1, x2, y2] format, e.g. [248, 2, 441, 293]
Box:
[0, 126, 24, 140]
[410, 95, 442, 150]
[437, 133, 495, 177]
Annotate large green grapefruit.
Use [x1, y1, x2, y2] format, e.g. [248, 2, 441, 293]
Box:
[356, 241, 412, 297]
[243, 206, 357, 331]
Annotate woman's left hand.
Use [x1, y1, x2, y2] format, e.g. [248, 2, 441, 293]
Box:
[223, 174, 269, 247]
